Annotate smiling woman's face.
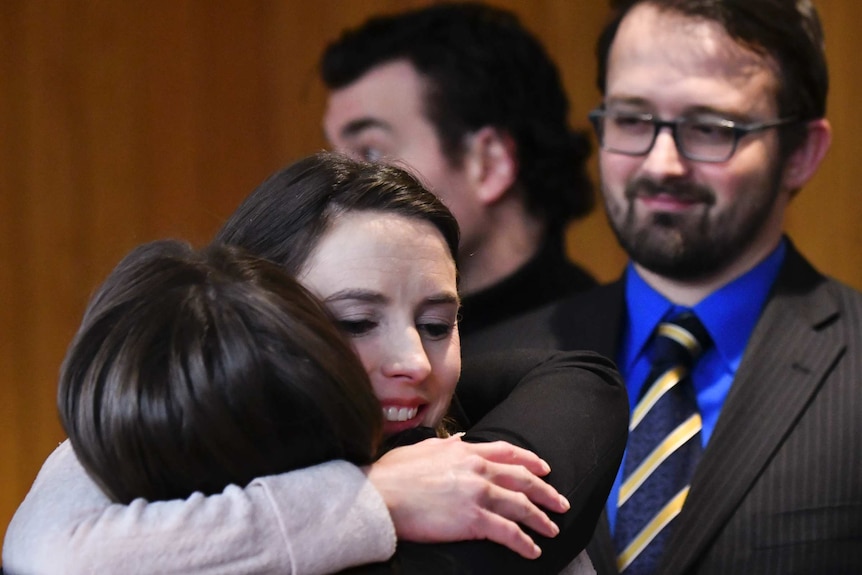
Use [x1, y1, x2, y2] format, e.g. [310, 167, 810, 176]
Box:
[299, 210, 461, 436]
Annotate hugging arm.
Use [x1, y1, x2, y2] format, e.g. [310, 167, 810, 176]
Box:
[430, 349, 629, 574]
[2, 426, 561, 573]
[1, 440, 395, 575]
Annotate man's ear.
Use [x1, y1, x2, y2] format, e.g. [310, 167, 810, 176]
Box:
[463, 126, 518, 205]
[783, 118, 831, 191]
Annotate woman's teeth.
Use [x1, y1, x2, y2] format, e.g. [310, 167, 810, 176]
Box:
[383, 406, 418, 422]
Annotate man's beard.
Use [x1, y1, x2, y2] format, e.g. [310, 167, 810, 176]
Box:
[606, 177, 782, 281]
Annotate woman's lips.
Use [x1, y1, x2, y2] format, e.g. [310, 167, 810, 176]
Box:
[382, 405, 419, 422]
[380, 403, 426, 434]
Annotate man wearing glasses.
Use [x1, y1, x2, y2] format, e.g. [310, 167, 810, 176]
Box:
[466, 0, 862, 573]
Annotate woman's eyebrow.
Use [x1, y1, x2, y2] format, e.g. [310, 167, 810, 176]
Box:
[425, 292, 460, 306]
[322, 289, 387, 304]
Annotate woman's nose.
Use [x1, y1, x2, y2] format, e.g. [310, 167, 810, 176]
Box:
[381, 328, 432, 383]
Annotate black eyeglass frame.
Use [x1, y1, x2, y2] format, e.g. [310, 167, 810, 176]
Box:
[587, 108, 800, 163]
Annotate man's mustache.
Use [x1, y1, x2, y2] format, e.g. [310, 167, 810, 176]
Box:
[624, 178, 716, 206]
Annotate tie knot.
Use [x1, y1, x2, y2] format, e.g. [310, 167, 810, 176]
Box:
[651, 311, 712, 367]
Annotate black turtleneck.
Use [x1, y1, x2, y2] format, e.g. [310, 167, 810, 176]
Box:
[458, 237, 596, 341]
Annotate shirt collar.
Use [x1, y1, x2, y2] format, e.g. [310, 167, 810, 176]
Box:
[623, 239, 787, 371]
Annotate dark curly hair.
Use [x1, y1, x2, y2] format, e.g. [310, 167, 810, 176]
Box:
[321, 2, 594, 234]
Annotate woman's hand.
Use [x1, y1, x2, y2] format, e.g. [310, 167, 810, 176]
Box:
[364, 435, 570, 559]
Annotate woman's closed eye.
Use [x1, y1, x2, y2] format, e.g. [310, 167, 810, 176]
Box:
[418, 320, 456, 340]
[336, 318, 378, 337]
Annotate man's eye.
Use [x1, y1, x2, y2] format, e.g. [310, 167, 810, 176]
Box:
[690, 122, 722, 135]
[615, 115, 644, 126]
[360, 147, 383, 162]
[336, 319, 376, 336]
[685, 121, 733, 142]
[612, 114, 652, 132]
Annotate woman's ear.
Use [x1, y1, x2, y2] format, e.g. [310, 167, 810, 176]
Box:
[463, 127, 519, 205]
[782, 118, 831, 192]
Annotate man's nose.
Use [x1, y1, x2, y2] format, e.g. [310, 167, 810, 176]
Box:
[640, 127, 688, 178]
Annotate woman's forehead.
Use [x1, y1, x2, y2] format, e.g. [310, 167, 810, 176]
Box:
[301, 210, 457, 293]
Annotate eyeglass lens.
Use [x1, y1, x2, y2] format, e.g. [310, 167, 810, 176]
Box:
[599, 114, 736, 162]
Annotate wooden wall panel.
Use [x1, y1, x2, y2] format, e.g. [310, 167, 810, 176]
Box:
[784, 0, 862, 289]
[0, 0, 27, 540]
[1, 0, 859, 550]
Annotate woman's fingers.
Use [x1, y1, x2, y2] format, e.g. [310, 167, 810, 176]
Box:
[480, 465, 566, 535]
[464, 438, 553, 477]
[471, 508, 543, 559]
[483, 456, 571, 515]
[364, 436, 568, 558]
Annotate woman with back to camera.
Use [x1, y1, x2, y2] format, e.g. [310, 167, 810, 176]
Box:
[3, 153, 628, 574]
[58, 240, 386, 508]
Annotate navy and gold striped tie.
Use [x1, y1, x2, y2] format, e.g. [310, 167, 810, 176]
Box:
[615, 311, 711, 574]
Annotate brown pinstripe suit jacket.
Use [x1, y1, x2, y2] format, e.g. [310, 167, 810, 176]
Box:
[463, 240, 862, 574]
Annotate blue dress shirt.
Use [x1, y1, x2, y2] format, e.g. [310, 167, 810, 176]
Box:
[606, 240, 787, 532]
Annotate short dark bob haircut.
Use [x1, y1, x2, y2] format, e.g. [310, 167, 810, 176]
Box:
[59, 240, 382, 504]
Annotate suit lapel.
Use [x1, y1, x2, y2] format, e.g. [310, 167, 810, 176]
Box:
[659, 246, 845, 575]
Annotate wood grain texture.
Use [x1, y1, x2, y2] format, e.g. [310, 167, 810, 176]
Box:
[1, 0, 858, 548]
